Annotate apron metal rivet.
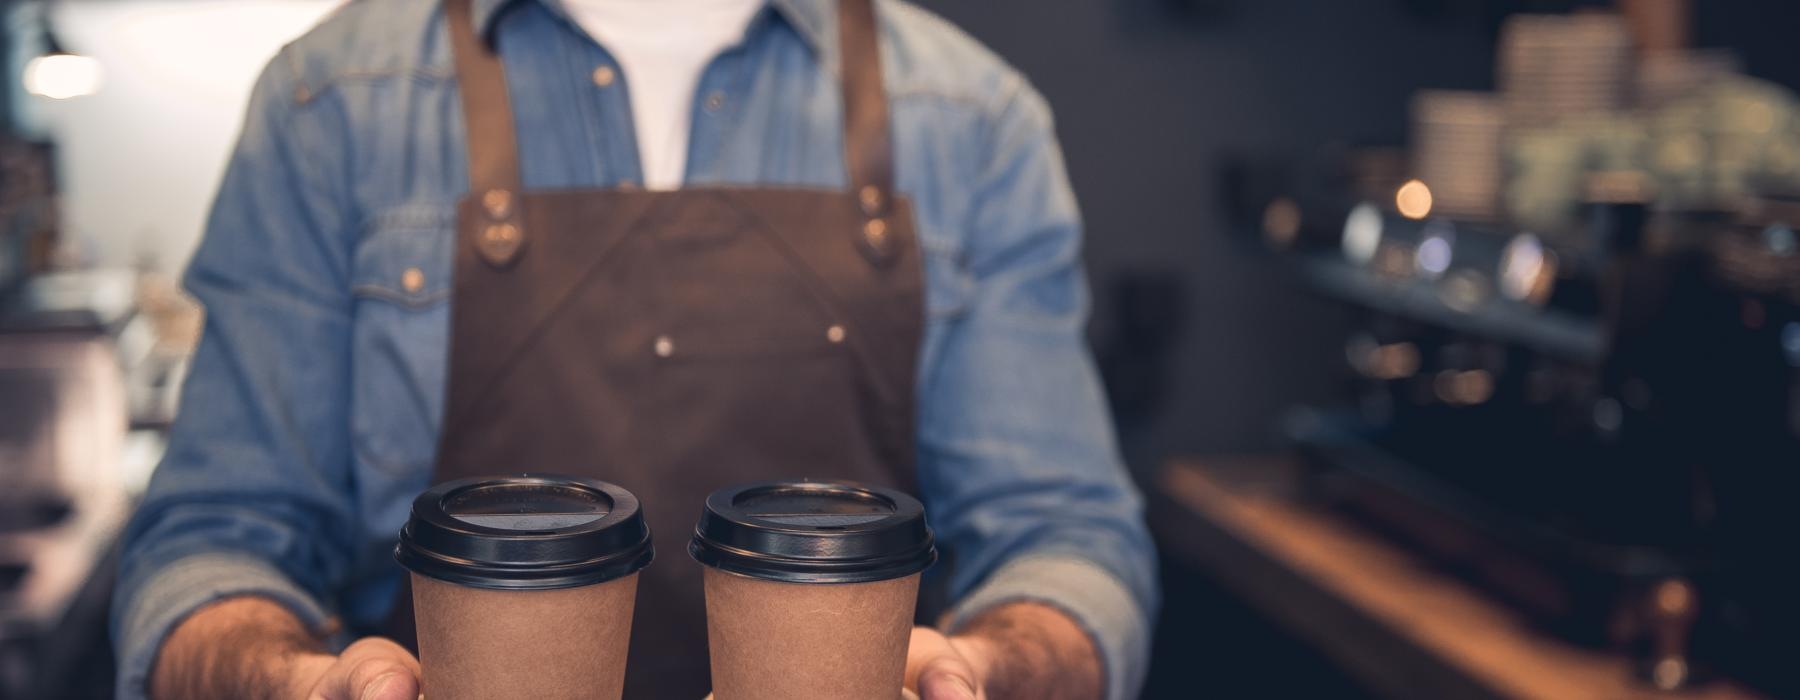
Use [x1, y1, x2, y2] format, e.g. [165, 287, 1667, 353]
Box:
[591, 65, 616, 88]
[482, 189, 514, 220]
[654, 335, 675, 357]
[864, 218, 888, 245]
[401, 267, 425, 293]
[478, 223, 524, 266]
[858, 186, 885, 216]
[827, 325, 846, 343]
[483, 223, 520, 245]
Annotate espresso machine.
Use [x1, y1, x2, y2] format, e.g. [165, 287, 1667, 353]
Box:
[1242, 10, 1800, 696]
[0, 135, 153, 699]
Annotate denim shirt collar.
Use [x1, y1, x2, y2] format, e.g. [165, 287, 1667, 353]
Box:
[472, 0, 836, 62]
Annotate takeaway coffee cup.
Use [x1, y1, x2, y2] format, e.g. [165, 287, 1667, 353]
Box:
[395, 475, 653, 700]
[690, 480, 937, 700]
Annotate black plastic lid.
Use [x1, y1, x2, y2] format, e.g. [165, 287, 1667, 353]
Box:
[688, 480, 936, 584]
[395, 475, 653, 590]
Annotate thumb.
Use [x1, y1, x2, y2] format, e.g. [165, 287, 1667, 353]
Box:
[907, 629, 981, 700]
[314, 637, 421, 700]
[918, 659, 980, 700]
[348, 660, 419, 700]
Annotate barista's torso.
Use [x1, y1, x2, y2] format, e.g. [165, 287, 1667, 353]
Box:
[281, 0, 1028, 630]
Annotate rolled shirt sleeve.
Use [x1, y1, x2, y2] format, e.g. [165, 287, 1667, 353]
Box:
[945, 554, 1150, 700]
[915, 73, 1159, 700]
[115, 554, 333, 699]
[110, 49, 359, 700]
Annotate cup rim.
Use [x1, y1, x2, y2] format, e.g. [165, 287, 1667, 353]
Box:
[396, 474, 655, 590]
[688, 479, 936, 585]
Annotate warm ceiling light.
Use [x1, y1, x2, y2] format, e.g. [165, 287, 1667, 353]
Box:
[1395, 179, 1433, 220]
[25, 51, 102, 99]
[24, 5, 101, 101]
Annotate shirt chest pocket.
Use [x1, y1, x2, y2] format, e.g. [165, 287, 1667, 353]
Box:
[348, 206, 455, 475]
[352, 217, 454, 309]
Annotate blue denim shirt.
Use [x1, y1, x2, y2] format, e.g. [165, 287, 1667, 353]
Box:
[112, 1, 1157, 697]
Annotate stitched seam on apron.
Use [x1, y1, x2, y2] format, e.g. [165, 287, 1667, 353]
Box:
[447, 197, 662, 427]
[710, 189, 907, 406]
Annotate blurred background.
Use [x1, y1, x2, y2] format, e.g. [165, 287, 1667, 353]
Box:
[2, 0, 1798, 697]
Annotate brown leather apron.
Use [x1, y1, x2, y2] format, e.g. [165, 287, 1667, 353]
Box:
[383, 1, 925, 697]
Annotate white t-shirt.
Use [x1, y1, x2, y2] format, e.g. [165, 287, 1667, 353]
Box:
[561, 0, 767, 190]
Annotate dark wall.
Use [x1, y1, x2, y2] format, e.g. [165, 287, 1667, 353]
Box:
[1694, 0, 1800, 90]
[911, 0, 1498, 467]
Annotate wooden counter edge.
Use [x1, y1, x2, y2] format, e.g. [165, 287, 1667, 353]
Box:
[1150, 457, 1765, 700]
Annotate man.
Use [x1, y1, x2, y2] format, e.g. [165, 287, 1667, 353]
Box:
[113, 0, 1157, 698]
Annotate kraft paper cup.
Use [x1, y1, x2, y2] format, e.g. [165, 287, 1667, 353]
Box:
[690, 481, 936, 700]
[396, 475, 653, 700]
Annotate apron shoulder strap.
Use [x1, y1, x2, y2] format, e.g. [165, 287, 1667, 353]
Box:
[446, 0, 528, 267]
[443, 0, 895, 206]
[447, 0, 523, 203]
[837, 0, 896, 216]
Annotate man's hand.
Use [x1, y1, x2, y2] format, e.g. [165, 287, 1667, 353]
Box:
[905, 626, 992, 700]
[294, 637, 420, 700]
[150, 596, 420, 700]
[906, 601, 1103, 700]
